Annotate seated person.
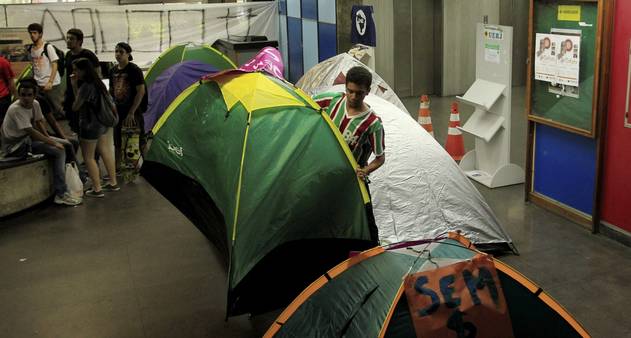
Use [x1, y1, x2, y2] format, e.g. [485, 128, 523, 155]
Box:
[37, 87, 80, 164]
[1, 79, 80, 206]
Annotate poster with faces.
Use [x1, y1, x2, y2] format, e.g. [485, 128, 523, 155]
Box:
[534, 33, 581, 87]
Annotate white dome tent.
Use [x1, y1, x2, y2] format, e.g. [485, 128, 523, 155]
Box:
[301, 59, 515, 251]
[297, 52, 408, 114]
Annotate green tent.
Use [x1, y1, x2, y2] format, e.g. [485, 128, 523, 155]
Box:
[141, 70, 378, 316]
[266, 234, 589, 337]
[144, 43, 236, 88]
[17, 64, 32, 81]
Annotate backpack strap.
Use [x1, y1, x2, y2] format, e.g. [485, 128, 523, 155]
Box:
[27, 43, 51, 60]
[42, 42, 50, 60]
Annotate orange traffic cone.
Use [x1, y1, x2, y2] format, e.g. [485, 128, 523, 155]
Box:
[417, 95, 434, 137]
[445, 102, 465, 161]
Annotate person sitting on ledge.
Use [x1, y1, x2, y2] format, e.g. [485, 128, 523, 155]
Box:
[0, 79, 80, 206]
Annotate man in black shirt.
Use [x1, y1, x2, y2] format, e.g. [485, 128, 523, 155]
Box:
[64, 28, 100, 133]
[109, 42, 146, 171]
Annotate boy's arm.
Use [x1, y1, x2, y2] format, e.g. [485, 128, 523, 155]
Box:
[25, 127, 63, 150]
[43, 113, 67, 139]
[44, 45, 58, 91]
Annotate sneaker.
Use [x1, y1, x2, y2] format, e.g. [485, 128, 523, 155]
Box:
[54, 193, 81, 206]
[85, 189, 105, 198]
[102, 183, 120, 191]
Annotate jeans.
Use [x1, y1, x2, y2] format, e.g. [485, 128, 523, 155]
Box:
[31, 136, 72, 197]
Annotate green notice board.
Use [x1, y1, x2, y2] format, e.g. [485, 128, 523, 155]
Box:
[530, 1, 599, 136]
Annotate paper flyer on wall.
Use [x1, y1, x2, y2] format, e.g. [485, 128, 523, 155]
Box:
[534, 33, 581, 86]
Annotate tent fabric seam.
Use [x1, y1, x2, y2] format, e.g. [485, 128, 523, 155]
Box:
[179, 45, 186, 63]
[144, 44, 181, 80]
[152, 82, 200, 133]
[231, 111, 252, 242]
[202, 45, 237, 68]
[378, 282, 406, 338]
[263, 246, 385, 337]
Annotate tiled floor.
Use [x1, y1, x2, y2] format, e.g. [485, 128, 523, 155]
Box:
[0, 88, 629, 337]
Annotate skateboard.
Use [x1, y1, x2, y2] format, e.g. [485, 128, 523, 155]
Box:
[121, 127, 142, 183]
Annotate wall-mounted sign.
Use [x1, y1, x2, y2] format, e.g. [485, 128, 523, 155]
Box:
[534, 33, 581, 87]
[351, 5, 376, 47]
[558, 5, 581, 22]
[484, 43, 501, 64]
[484, 27, 504, 40]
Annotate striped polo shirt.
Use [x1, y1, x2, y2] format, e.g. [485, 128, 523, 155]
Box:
[313, 92, 385, 166]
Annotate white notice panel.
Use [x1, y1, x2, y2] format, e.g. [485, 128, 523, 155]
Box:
[534, 33, 581, 86]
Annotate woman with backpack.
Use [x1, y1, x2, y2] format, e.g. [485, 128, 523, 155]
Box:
[71, 57, 119, 198]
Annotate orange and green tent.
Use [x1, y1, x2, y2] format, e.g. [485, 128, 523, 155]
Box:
[266, 233, 589, 337]
[144, 43, 236, 88]
[141, 70, 378, 316]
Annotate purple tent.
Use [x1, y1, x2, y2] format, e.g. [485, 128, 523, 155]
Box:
[145, 60, 218, 133]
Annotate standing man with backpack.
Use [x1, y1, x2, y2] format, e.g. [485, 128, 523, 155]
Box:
[26, 23, 79, 168]
[27, 23, 65, 128]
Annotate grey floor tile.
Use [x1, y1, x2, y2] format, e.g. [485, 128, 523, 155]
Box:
[0, 290, 144, 338]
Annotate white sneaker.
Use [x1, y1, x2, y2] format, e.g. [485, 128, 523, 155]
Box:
[54, 192, 81, 206]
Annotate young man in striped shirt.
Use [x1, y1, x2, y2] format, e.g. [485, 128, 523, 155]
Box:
[313, 66, 385, 181]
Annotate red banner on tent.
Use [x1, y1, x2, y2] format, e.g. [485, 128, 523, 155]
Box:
[404, 254, 514, 338]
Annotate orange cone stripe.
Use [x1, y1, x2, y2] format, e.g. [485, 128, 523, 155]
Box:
[418, 95, 434, 136]
[418, 117, 433, 124]
[445, 102, 465, 160]
[448, 127, 462, 135]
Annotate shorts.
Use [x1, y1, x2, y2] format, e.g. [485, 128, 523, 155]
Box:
[80, 121, 108, 141]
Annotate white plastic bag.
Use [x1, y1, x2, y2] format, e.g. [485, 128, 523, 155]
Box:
[65, 162, 84, 200]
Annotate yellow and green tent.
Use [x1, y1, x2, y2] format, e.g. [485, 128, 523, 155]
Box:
[141, 70, 378, 316]
[144, 43, 236, 88]
[13, 65, 33, 100]
[17, 64, 32, 81]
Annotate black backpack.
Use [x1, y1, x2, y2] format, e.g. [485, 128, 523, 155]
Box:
[27, 43, 66, 77]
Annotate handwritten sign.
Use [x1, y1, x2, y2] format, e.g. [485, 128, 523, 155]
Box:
[404, 255, 514, 338]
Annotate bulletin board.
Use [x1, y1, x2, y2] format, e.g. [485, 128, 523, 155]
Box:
[527, 0, 603, 137]
[525, 0, 614, 232]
